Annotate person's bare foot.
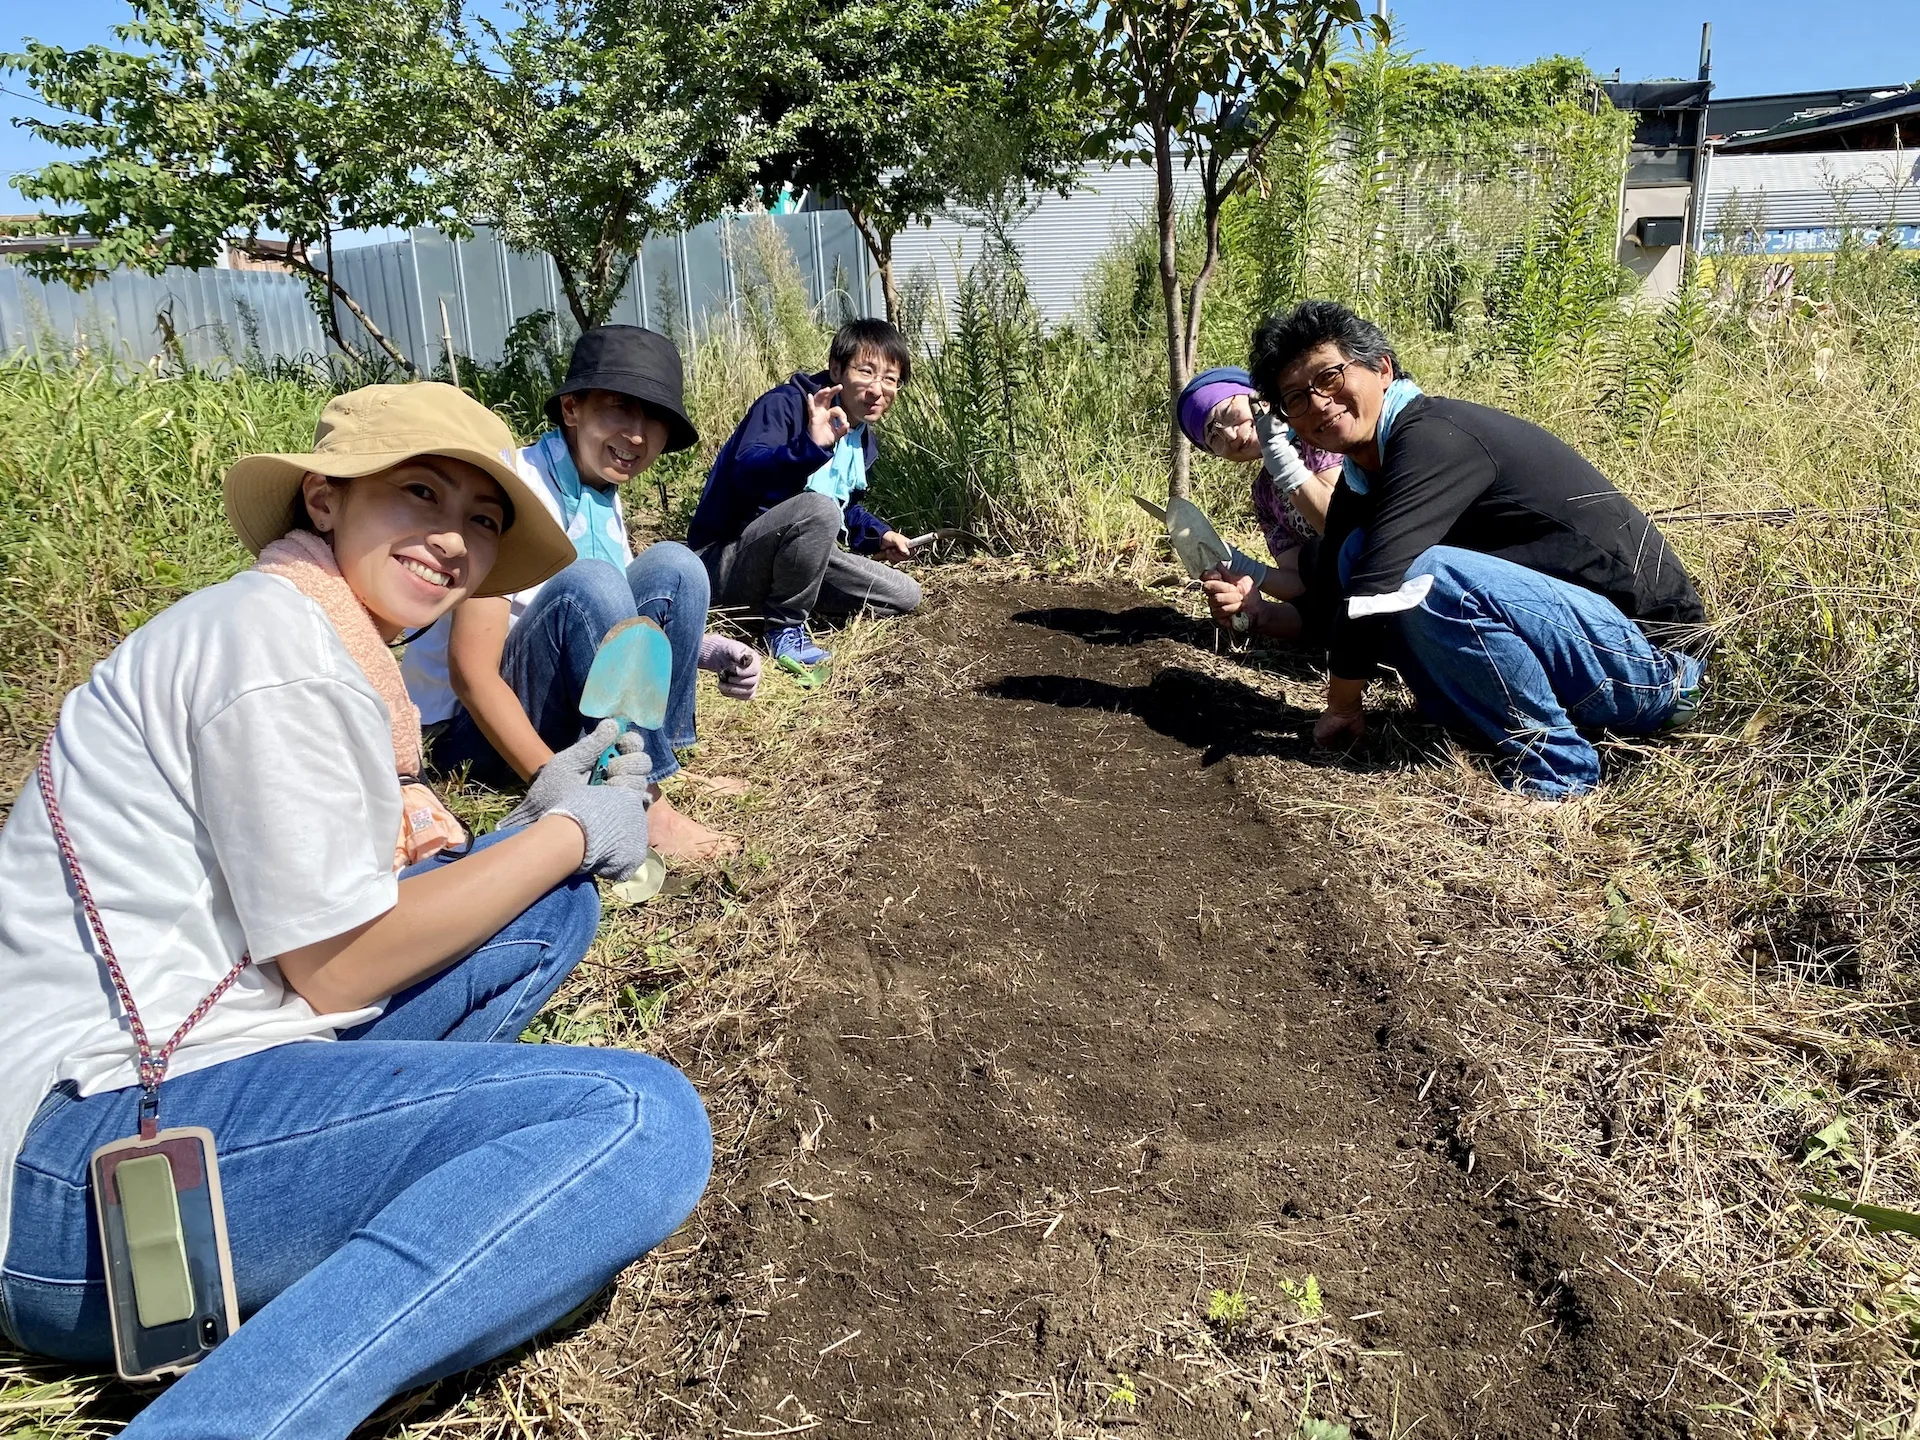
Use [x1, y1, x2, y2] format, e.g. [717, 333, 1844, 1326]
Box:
[645, 790, 741, 862]
[676, 769, 750, 799]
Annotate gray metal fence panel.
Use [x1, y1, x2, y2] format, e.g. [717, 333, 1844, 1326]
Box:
[317, 211, 880, 373]
[0, 258, 326, 369]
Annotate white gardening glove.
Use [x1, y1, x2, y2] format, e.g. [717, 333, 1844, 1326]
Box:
[699, 632, 761, 702]
[1254, 410, 1316, 494]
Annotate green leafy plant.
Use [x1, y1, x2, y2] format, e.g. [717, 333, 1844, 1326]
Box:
[731, 0, 1087, 323]
[447, 0, 747, 332]
[1278, 1273, 1324, 1320]
[1072, 0, 1379, 497]
[1206, 1287, 1252, 1330]
[1803, 1193, 1920, 1238]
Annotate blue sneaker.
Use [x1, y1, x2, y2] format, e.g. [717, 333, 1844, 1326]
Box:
[1662, 657, 1707, 731]
[767, 625, 831, 683]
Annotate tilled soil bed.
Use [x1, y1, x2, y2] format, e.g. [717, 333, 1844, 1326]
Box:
[669, 578, 1732, 1439]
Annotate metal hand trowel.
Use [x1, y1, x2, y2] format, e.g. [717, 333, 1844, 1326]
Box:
[1133, 493, 1233, 579]
[578, 616, 672, 905]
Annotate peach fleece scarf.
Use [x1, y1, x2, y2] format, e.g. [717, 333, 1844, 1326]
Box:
[254, 530, 463, 868]
[255, 529, 424, 773]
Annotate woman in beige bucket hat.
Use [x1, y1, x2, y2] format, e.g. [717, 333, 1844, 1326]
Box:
[0, 381, 711, 1435]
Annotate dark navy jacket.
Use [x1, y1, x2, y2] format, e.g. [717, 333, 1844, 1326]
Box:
[687, 370, 892, 554]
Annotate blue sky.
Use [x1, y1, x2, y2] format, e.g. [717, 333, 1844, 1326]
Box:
[4, 0, 1917, 214]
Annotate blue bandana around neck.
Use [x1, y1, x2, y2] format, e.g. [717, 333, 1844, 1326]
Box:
[1341, 378, 1424, 496]
[526, 428, 627, 568]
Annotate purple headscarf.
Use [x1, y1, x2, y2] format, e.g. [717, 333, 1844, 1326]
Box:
[1177, 366, 1259, 450]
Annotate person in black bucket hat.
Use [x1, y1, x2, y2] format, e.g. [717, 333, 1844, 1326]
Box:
[400, 325, 764, 863]
[545, 324, 700, 452]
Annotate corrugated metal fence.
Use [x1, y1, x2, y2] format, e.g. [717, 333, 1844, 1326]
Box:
[325, 212, 881, 373]
[1702, 148, 1920, 254]
[1, 167, 1171, 373]
[328, 170, 1173, 370]
[0, 259, 326, 369]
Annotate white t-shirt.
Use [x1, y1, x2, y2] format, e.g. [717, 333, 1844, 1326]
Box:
[401, 437, 630, 726]
[0, 571, 398, 1265]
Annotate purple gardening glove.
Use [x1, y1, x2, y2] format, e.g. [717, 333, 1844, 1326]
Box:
[699, 632, 761, 702]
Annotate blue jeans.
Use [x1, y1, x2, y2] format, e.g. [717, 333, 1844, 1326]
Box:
[1360, 545, 1702, 799]
[432, 546, 708, 787]
[0, 832, 713, 1438]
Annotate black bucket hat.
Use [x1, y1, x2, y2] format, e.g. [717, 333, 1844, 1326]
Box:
[545, 325, 699, 453]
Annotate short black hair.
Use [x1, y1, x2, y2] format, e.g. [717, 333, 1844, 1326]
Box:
[1248, 300, 1408, 402]
[829, 318, 912, 387]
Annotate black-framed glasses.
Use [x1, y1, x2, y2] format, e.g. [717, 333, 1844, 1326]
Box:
[1277, 361, 1354, 417]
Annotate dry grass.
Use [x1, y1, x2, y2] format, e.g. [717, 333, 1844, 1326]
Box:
[1178, 278, 1920, 1433]
[0, 604, 901, 1440]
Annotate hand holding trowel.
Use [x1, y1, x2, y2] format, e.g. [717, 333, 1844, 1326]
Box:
[578, 616, 673, 904]
[1132, 494, 1269, 587]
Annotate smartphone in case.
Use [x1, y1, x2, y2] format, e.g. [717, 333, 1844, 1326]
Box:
[90, 1127, 240, 1382]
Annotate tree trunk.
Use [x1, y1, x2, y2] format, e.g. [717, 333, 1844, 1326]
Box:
[284, 244, 414, 374]
[554, 257, 593, 335]
[846, 201, 901, 325]
[1154, 125, 1191, 501]
[1183, 194, 1225, 384]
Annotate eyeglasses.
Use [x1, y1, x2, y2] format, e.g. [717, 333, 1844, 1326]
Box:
[1203, 400, 1257, 449]
[846, 363, 900, 394]
[1276, 361, 1354, 418]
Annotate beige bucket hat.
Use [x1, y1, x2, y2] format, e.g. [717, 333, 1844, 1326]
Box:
[224, 382, 575, 598]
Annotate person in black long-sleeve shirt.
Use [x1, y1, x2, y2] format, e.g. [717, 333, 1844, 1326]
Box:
[1209, 301, 1711, 800]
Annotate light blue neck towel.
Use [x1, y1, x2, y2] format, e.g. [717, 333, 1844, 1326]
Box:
[804, 425, 868, 508]
[526, 429, 626, 568]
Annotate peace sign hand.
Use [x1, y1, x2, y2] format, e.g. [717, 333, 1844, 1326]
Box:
[805, 383, 851, 449]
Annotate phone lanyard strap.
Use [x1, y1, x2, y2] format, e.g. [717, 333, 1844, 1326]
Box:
[36, 734, 252, 1139]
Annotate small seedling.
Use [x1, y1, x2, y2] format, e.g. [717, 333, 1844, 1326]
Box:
[1299, 1419, 1352, 1440]
[1801, 1116, 1854, 1166]
[1103, 1373, 1139, 1410]
[1206, 1287, 1251, 1331]
[1278, 1274, 1324, 1320]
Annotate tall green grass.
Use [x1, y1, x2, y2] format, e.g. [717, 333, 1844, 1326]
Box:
[0, 364, 323, 779]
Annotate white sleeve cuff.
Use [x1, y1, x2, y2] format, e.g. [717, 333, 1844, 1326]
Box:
[1348, 573, 1434, 618]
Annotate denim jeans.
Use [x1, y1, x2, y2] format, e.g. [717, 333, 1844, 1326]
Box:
[0, 831, 713, 1439]
[431, 545, 708, 788]
[1365, 545, 1702, 799]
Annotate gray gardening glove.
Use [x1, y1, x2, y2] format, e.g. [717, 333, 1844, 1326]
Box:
[598, 729, 656, 792]
[1226, 546, 1269, 590]
[545, 783, 654, 881]
[501, 721, 654, 879]
[501, 720, 623, 831]
[699, 632, 761, 701]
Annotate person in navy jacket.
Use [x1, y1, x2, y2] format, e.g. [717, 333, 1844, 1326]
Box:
[688, 320, 922, 676]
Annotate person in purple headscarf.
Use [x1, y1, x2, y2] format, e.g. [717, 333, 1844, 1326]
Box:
[1176, 366, 1342, 639]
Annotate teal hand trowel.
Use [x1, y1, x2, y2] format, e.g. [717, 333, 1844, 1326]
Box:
[578, 616, 672, 904]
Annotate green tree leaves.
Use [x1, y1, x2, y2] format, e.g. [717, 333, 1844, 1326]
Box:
[5, 0, 464, 368]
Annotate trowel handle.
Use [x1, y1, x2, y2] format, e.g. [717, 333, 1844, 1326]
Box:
[587, 719, 631, 786]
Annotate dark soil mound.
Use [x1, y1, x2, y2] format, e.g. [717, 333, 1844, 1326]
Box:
[683, 579, 1728, 1438]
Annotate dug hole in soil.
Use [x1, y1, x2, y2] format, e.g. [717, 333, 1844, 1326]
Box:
[682, 578, 1732, 1439]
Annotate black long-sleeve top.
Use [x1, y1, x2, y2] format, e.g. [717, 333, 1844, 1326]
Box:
[1306, 395, 1710, 681]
